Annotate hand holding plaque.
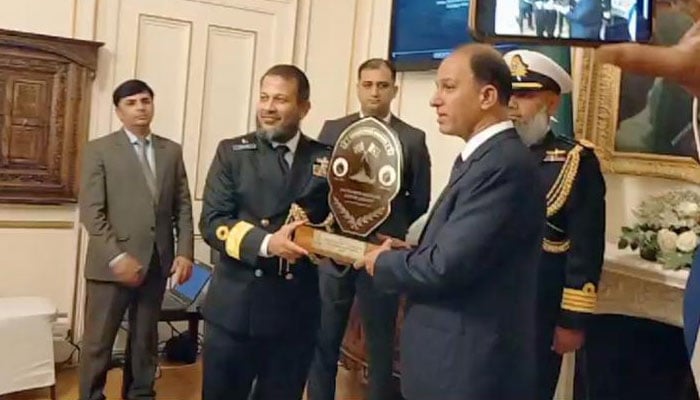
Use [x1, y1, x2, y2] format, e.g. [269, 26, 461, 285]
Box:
[292, 116, 403, 265]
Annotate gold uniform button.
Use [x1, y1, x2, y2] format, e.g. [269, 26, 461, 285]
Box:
[260, 219, 270, 227]
[215, 225, 229, 240]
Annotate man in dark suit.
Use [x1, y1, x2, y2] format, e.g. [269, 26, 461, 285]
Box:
[533, 0, 557, 37]
[504, 49, 606, 400]
[354, 44, 545, 400]
[198, 64, 332, 400]
[78, 79, 194, 400]
[555, 0, 603, 39]
[307, 58, 431, 400]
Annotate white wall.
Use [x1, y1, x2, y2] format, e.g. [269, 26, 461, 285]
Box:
[0, 0, 95, 341]
[0, 0, 300, 343]
[0, 0, 696, 365]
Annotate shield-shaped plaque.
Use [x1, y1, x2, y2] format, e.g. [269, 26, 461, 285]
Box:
[328, 117, 403, 237]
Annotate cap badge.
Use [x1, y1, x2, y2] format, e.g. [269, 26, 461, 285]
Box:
[510, 54, 529, 81]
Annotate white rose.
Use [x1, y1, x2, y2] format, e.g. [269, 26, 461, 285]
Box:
[676, 231, 698, 252]
[657, 229, 678, 253]
[678, 202, 700, 218]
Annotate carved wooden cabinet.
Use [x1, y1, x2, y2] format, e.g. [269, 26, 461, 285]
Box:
[0, 29, 102, 204]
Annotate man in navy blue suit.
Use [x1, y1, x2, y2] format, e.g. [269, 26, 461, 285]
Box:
[554, 0, 603, 39]
[354, 44, 546, 400]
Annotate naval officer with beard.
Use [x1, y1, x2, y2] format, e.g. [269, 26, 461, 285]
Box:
[504, 49, 606, 400]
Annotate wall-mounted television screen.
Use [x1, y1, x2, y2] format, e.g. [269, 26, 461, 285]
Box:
[389, 0, 517, 71]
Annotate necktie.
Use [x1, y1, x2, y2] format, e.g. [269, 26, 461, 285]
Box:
[449, 154, 464, 182]
[136, 138, 157, 199]
[275, 144, 291, 175]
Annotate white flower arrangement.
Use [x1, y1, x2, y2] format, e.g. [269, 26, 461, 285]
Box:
[618, 190, 700, 270]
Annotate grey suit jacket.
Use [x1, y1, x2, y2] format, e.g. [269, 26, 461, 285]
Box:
[79, 129, 194, 281]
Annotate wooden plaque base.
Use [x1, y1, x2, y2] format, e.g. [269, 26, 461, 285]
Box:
[293, 225, 377, 265]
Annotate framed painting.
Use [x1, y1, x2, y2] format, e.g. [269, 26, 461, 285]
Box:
[575, 6, 700, 183]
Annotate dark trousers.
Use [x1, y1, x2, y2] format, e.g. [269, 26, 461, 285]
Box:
[78, 254, 167, 400]
[307, 269, 399, 400]
[535, 10, 557, 37]
[201, 321, 317, 400]
[519, 1, 533, 30]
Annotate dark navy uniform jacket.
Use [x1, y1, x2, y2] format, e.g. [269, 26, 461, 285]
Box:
[198, 132, 331, 337]
[531, 131, 606, 330]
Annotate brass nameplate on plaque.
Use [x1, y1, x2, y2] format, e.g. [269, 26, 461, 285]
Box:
[294, 225, 376, 265]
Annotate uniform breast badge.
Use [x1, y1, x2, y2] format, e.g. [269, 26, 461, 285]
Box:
[544, 148, 567, 162]
[313, 156, 329, 177]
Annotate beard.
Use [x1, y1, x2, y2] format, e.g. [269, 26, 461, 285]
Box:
[514, 108, 550, 147]
[256, 119, 299, 143]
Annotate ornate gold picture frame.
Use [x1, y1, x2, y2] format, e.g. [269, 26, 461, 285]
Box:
[575, 48, 700, 184]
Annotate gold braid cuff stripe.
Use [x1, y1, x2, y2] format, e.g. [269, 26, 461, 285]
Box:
[543, 238, 570, 253]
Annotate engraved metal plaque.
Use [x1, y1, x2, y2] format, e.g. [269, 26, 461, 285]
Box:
[328, 117, 403, 237]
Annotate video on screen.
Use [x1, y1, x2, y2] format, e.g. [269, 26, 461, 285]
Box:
[493, 0, 652, 42]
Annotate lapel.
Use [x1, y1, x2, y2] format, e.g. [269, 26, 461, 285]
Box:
[151, 135, 168, 199]
[417, 129, 517, 242]
[276, 134, 314, 213]
[447, 129, 517, 189]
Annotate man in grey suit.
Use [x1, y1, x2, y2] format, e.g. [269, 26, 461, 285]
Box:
[78, 79, 194, 400]
[307, 58, 431, 400]
[355, 44, 545, 400]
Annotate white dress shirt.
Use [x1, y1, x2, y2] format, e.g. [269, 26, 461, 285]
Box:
[459, 120, 514, 162]
[259, 131, 301, 258]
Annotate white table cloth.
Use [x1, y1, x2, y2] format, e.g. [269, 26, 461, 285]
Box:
[0, 296, 57, 396]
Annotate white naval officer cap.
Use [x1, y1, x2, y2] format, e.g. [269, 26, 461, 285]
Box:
[502, 49, 572, 95]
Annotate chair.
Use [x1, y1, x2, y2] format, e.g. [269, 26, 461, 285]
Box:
[0, 296, 58, 400]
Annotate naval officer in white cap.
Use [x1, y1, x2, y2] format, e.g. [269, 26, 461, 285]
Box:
[503, 48, 607, 400]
